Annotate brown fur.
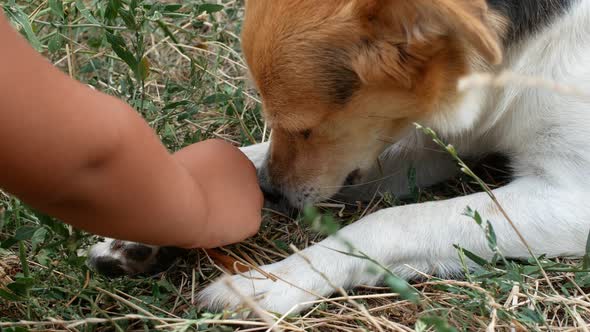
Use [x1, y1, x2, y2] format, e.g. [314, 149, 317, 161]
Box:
[242, 0, 504, 201]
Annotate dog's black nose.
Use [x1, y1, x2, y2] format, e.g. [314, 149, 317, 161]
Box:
[344, 169, 361, 186]
[260, 183, 298, 217]
[262, 186, 285, 205]
[258, 165, 297, 216]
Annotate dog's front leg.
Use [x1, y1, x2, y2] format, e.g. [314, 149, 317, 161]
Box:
[199, 178, 590, 314]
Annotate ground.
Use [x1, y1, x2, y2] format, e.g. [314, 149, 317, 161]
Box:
[1, 0, 590, 331]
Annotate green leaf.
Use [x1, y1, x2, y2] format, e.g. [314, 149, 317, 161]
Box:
[118, 8, 137, 30]
[105, 33, 137, 70]
[145, 3, 183, 13]
[0, 288, 22, 301]
[163, 123, 176, 139]
[164, 82, 186, 95]
[48, 33, 63, 53]
[202, 93, 231, 105]
[177, 107, 199, 121]
[36, 249, 51, 266]
[31, 227, 48, 249]
[517, 308, 545, 324]
[87, 32, 105, 49]
[1, 237, 17, 249]
[0, 208, 5, 233]
[486, 221, 498, 251]
[156, 19, 180, 44]
[303, 206, 319, 223]
[415, 320, 428, 332]
[463, 207, 483, 226]
[384, 274, 419, 303]
[147, 10, 163, 21]
[583, 230, 590, 269]
[163, 4, 182, 12]
[273, 240, 290, 251]
[318, 215, 340, 236]
[129, 0, 139, 11]
[30, 208, 53, 226]
[418, 316, 458, 332]
[2, 4, 43, 51]
[31, 208, 70, 237]
[302, 207, 341, 236]
[454, 245, 489, 267]
[75, 0, 102, 25]
[7, 277, 35, 297]
[14, 226, 39, 241]
[560, 284, 572, 297]
[105, 0, 122, 20]
[198, 4, 224, 14]
[407, 166, 419, 202]
[48, 0, 64, 19]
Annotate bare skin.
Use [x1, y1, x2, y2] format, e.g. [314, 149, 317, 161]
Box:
[0, 12, 263, 249]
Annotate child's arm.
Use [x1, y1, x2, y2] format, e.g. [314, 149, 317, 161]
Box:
[0, 12, 263, 249]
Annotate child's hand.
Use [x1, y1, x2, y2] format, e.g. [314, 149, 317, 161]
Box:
[0, 12, 260, 248]
[174, 140, 264, 248]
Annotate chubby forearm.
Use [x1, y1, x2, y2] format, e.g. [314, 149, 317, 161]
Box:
[0, 80, 211, 247]
[37, 103, 211, 248]
[0, 13, 209, 247]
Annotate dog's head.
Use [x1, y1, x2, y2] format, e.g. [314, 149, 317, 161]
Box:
[242, 0, 503, 207]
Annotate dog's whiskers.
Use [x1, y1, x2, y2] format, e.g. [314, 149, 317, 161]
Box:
[317, 169, 404, 190]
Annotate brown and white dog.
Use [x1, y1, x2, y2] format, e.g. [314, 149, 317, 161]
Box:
[90, 0, 590, 314]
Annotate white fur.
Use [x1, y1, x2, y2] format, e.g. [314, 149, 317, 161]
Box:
[198, 0, 590, 314]
[88, 238, 160, 275]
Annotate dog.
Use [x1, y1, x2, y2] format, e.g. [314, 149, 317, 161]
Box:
[89, 0, 590, 314]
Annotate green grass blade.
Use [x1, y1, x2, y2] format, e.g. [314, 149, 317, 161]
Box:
[2, 3, 42, 51]
[75, 0, 101, 25]
[583, 230, 590, 269]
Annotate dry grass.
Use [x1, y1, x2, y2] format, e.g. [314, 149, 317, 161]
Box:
[1, 0, 590, 331]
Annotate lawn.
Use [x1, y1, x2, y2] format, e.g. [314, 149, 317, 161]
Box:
[1, 0, 590, 331]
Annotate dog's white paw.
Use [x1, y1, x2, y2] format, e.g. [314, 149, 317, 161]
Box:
[198, 255, 332, 314]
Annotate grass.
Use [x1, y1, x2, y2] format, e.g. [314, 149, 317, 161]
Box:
[1, 0, 590, 331]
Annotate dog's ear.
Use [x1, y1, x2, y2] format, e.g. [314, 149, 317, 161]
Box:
[357, 0, 502, 65]
[423, 0, 502, 64]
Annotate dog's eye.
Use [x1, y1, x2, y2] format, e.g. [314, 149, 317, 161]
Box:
[301, 129, 312, 140]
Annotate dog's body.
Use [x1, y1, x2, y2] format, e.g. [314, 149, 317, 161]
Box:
[90, 0, 590, 314]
